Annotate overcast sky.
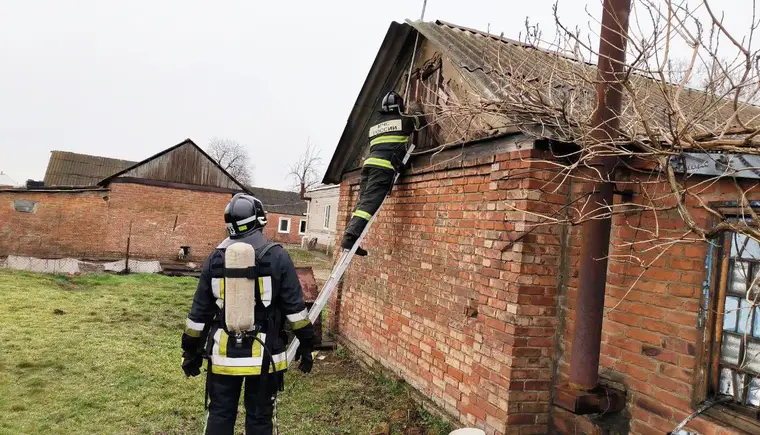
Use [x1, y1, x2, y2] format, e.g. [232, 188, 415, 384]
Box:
[0, 0, 751, 189]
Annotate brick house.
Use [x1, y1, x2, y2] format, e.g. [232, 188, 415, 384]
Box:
[323, 20, 760, 434]
[248, 187, 307, 245]
[0, 139, 305, 263]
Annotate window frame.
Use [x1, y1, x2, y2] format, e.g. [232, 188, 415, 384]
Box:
[699, 215, 760, 431]
[278, 217, 291, 234]
[404, 56, 442, 151]
[299, 219, 307, 235]
[323, 205, 331, 229]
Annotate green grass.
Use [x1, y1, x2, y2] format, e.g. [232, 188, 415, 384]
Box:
[0, 270, 451, 435]
[285, 248, 331, 270]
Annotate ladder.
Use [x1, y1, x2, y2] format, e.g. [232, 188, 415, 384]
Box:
[286, 144, 416, 364]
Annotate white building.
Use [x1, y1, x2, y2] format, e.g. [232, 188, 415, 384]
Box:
[303, 184, 340, 252]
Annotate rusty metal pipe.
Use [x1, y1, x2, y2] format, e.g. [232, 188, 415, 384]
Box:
[569, 0, 632, 390]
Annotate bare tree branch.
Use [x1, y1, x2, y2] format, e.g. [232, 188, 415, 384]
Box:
[288, 140, 323, 197]
[206, 137, 254, 186]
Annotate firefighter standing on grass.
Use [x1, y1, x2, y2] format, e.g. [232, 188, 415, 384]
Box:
[181, 193, 315, 435]
[341, 91, 425, 256]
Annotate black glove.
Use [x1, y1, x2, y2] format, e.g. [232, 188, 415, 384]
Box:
[294, 343, 314, 374]
[182, 352, 203, 377]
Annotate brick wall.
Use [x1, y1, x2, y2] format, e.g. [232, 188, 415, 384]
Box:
[330, 137, 568, 434]
[330, 139, 754, 434]
[551, 176, 747, 435]
[103, 183, 231, 261]
[0, 189, 111, 258]
[0, 183, 239, 262]
[263, 212, 305, 245]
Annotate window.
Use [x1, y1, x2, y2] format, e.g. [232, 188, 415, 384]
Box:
[13, 199, 36, 213]
[704, 230, 760, 427]
[278, 217, 290, 234]
[323, 205, 331, 229]
[299, 219, 307, 235]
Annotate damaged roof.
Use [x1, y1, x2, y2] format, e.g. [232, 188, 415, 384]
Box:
[44, 151, 136, 187]
[324, 20, 760, 184]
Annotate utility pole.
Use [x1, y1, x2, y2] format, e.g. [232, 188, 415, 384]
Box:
[568, 0, 632, 391]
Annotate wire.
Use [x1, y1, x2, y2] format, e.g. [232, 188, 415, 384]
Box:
[403, 0, 429, 105]
[668, 396, 732, 434]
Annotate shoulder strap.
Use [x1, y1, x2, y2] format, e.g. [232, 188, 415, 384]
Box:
[256, 242, 281, 262]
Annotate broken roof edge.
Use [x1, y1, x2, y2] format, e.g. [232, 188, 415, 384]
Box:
[323, 19, 570, 184]
[97, 138, 251, 193]
[323, 21, 415, 184]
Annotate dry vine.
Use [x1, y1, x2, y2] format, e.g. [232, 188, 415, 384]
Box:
[404, 0, 760, 401]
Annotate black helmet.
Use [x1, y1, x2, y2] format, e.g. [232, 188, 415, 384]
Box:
[224, 193, 267, 239]
[380, 91, 405, 114]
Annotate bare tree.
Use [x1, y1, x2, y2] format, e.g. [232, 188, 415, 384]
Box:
[288, 140, 323, 198]
[206, 137, 254, 185]
[404, 0, 760, 386]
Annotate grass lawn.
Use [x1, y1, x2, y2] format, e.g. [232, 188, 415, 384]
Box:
[0, 269, 452, 435]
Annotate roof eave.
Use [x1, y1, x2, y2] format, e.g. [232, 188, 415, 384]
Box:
[97, 139, 251, 193]
[323, 21, 415, 184]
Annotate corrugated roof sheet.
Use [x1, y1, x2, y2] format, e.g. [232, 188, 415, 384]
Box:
[249, 187, 307, 216]
[43, 151, 135, 187]
[325, 19, 760, 183]
[407, 20, 760, 138]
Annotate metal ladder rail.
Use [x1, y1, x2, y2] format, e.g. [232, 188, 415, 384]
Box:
[286, 144, 415, 364]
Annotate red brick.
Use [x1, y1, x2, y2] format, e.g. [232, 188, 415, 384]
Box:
[636, 396, 673, 420]
[653, 388, 691, 410]
[625, 329, 662, 346]
[0, 183, 260, 261]
[317, 160, 738, 434]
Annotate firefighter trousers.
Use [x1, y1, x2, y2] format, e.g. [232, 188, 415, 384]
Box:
[342, 165, 396, 248]
[205, 372, 281, 435]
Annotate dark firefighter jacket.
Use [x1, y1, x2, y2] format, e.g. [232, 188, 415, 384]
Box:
[363, 111, 421, 171]
[181, 230, 314, 376]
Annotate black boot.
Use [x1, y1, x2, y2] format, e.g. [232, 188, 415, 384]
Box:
[342, 234, 368, 256]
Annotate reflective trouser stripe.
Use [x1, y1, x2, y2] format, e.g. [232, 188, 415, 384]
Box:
[292, 319, 311, 330]
[286, 308, 311, 330]
[353, 210, 372, 221]
[363, 157, 394, 169]
[184, 318, 205, 337]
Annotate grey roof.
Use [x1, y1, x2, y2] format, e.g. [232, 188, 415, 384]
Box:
[324, 20, 760, 183]
[44, 151, 136, 187]
[409, 20, 760, 134]
[248, 187, 306, 216]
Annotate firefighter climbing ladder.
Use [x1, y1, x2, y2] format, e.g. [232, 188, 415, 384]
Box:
[286, 0, 428, 367]
[285, 144, 416, 364]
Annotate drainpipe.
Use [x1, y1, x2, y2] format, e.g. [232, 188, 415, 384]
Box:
[569, 0, 631, 391]
[555, 0, 632, 415]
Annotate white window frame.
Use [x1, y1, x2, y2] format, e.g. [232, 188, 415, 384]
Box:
[278, 217, 291, 234]
[299, 219, 307, 235]
[324, 205, 331, 229]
